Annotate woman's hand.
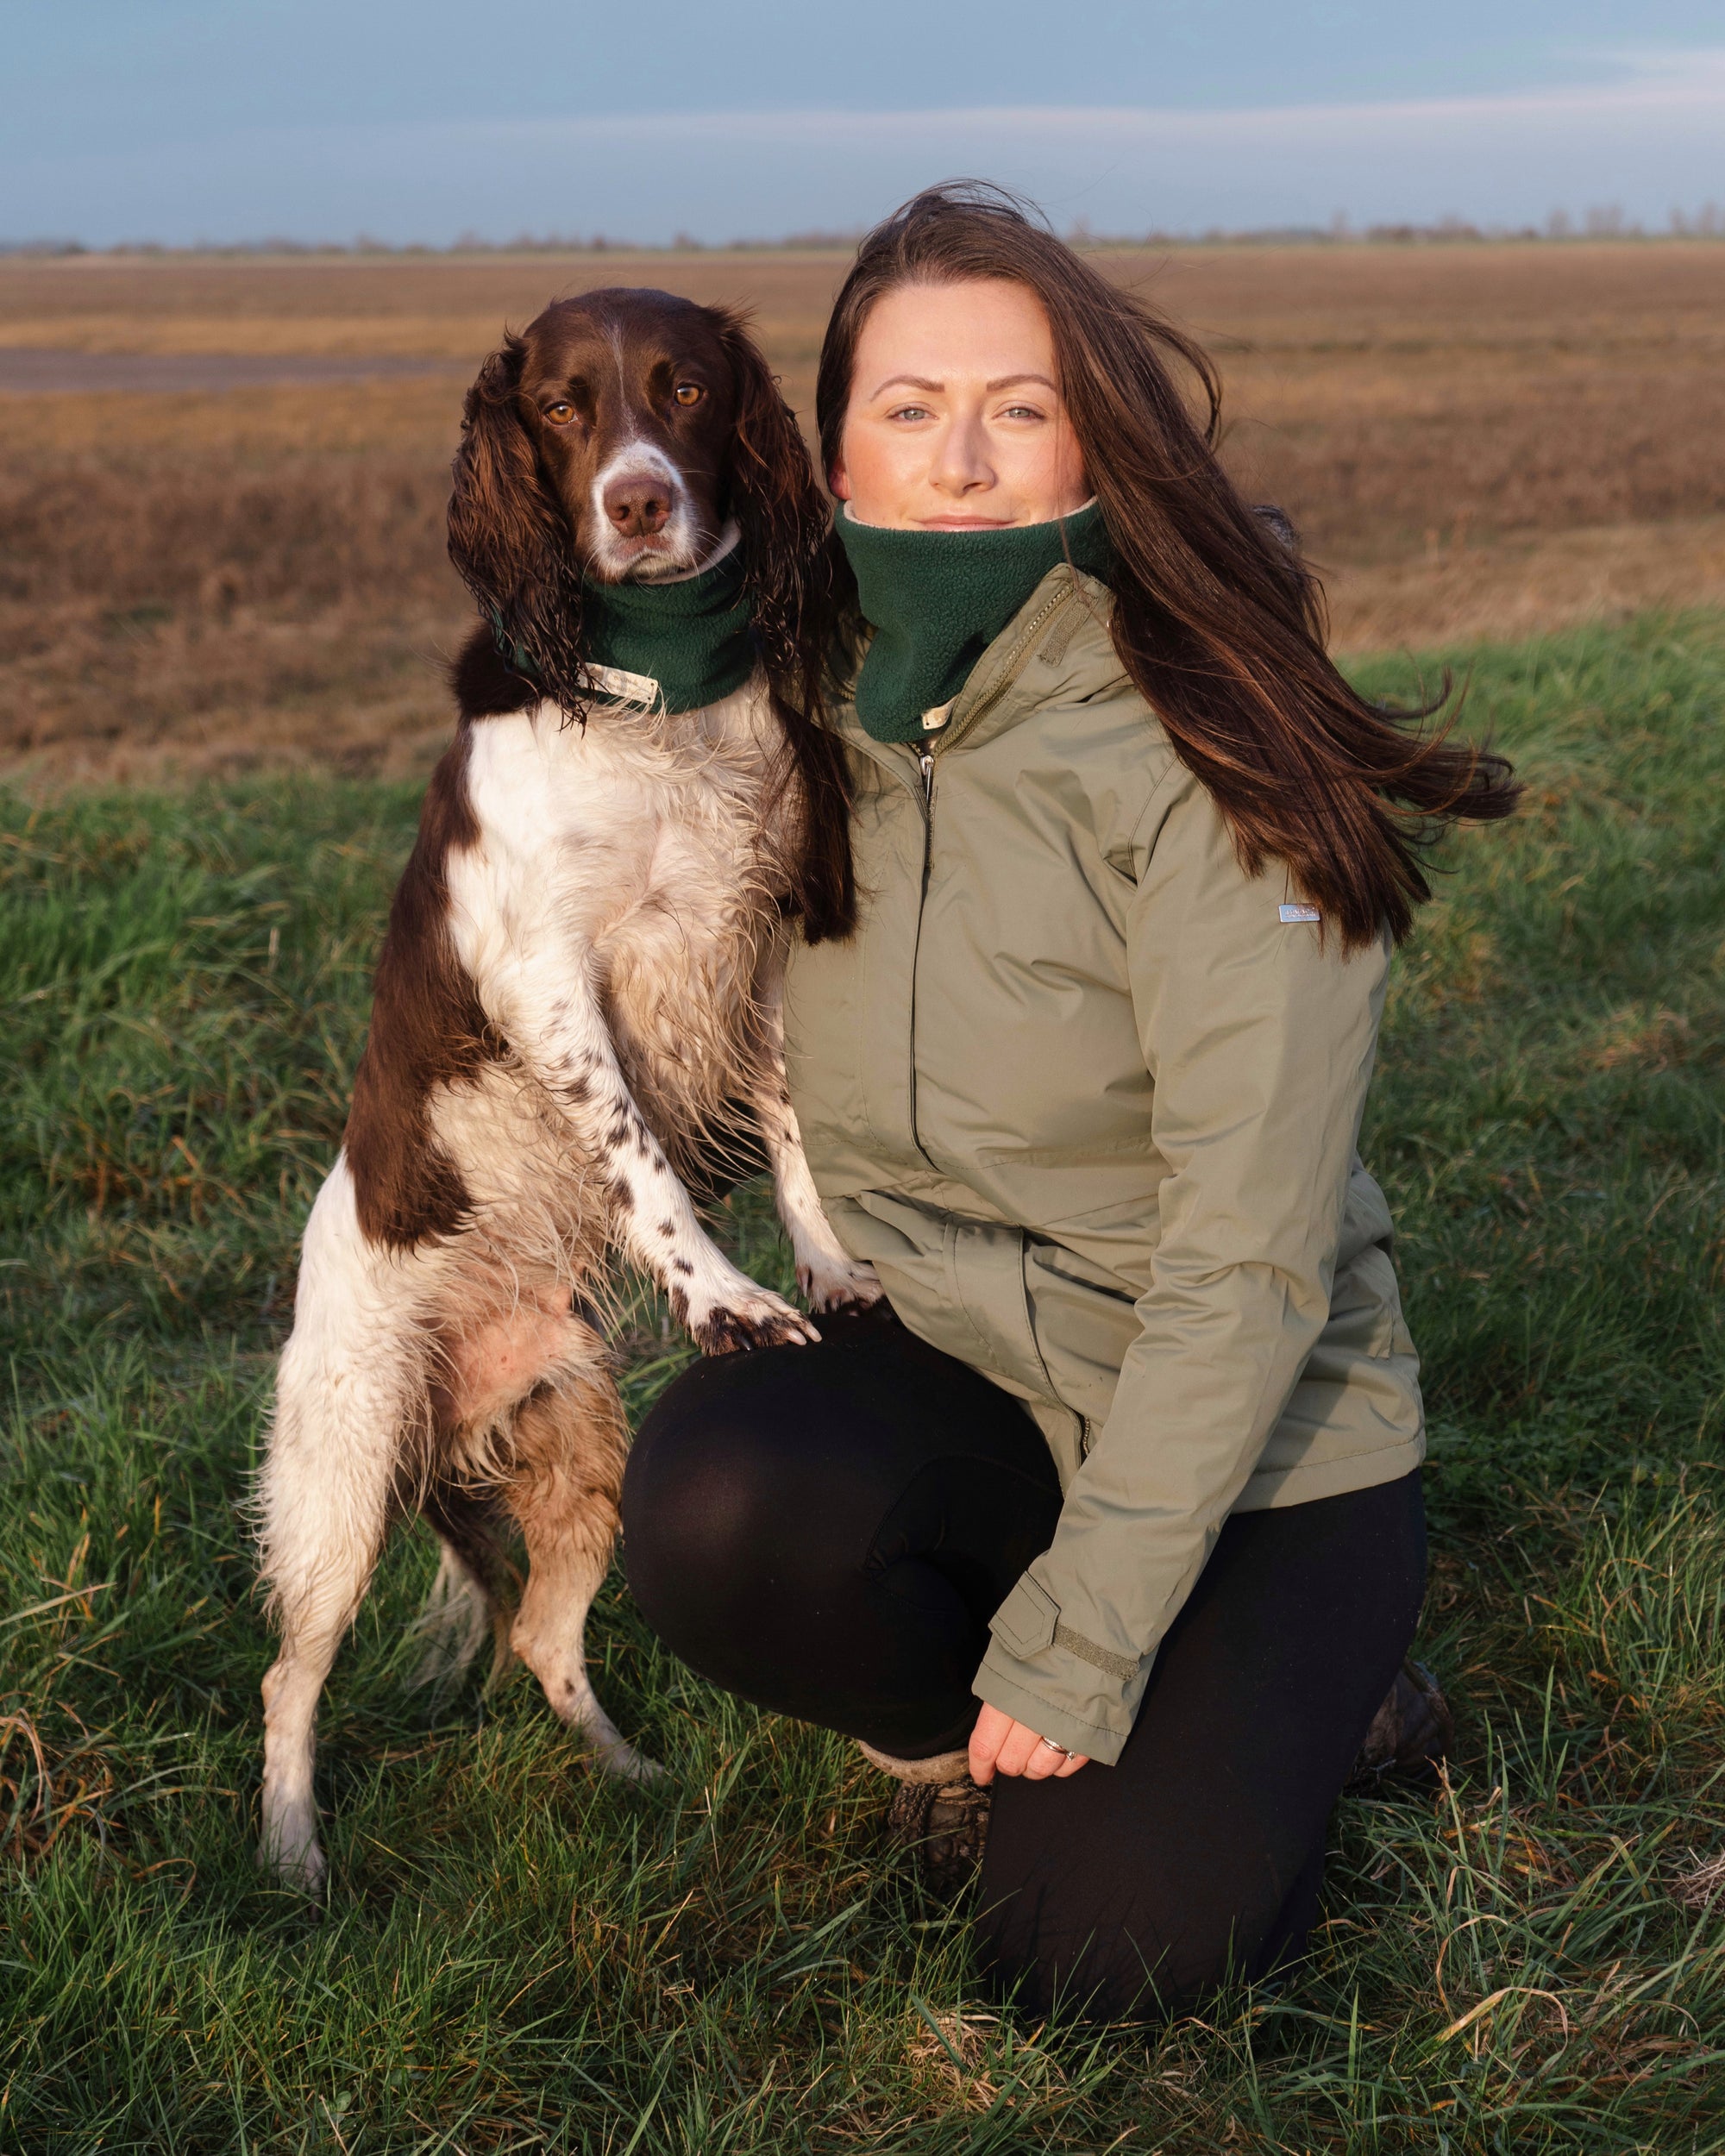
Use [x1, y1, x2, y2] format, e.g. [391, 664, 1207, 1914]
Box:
[969, 1702, 1089, 1784]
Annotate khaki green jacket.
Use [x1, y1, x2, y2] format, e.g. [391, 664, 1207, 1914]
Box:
[783, 564, 1424, 1765]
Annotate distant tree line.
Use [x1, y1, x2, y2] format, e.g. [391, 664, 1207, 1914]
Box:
[4, 204, 1722, 256]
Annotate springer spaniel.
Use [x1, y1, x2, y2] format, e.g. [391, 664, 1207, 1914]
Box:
[256, 288, 880, 1891]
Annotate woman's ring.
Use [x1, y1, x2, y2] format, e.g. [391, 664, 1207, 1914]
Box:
[1037, 1736, 1076, 1758]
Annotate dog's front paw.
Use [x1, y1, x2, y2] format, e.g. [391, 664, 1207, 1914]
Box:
[683, 1282, 820, 1356]
[799, 1255, 885, 1314]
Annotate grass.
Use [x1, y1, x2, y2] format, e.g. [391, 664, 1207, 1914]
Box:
[1, 608, 1723, 2149]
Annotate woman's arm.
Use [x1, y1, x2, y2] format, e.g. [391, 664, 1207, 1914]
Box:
[972, 761, 1393, 1764]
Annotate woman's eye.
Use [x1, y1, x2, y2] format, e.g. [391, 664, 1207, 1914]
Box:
[1000, 404, 1044, 421]
[888, 404, 932, 423]
[544, 402, 576, 427]
[674, 383, 704, 407]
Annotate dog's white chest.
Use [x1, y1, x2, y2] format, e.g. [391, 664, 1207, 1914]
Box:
[449, 686, 784, 1092]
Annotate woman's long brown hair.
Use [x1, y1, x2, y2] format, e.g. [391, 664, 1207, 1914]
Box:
[815, 183, 1520, 948]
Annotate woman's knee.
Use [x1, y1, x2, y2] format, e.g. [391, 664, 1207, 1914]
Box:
[622, 1382, 786, 1627]
[624, 1345, 888, 1644]
[975, 1774, 1327, 2024]
[977, 1891, 1310, 2026]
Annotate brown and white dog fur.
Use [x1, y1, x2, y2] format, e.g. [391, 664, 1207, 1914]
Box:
[256, 289, 878, 1891]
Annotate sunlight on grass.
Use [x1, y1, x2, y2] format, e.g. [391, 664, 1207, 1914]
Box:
[2, 612, 1722, 2148]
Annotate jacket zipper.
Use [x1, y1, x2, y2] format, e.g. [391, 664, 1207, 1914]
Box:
[907, 749, 939, 1169]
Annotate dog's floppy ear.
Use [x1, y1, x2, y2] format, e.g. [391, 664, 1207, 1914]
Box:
[447, 333, 586, 710]
[711, 307, 830, 683]
[709, 306, 855, 946]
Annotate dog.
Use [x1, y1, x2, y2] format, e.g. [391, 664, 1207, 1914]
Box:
[256, 288, 881, 1891]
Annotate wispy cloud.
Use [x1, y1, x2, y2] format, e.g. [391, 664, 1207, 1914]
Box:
[1606, 43, 1725, 83]
[528, 43, 1725, 142]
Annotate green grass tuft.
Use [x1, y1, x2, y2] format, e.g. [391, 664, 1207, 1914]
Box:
[3, 611, 1723, 2150]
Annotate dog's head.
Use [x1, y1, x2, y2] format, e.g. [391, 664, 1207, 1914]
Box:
[447, 285, 854, 940]
[486, 288, 741, 583]
[449, 286, 825, 682]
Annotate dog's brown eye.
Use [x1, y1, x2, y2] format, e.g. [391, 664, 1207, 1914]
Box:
[544, 401, 576, 427]
[674, 383, 704, 408]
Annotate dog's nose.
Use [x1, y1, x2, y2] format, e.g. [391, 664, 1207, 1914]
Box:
[604, 474, 673, 536]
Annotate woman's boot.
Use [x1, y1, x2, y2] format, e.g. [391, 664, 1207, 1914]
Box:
[861, 1742, 992, 1893]
[1347, 1659, 1454, 1789]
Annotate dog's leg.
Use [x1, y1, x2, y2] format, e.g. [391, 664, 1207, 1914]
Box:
[749, 970, 883, 1313]
[479, 940, 818, 1353]
[499, 1359, 660, 1782]
[258, 1350, 404, 1891]
[256, 1162, 418, 1892]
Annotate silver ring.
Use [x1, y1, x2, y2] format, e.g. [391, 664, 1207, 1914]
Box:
[1037, 1736, 1076, 1758]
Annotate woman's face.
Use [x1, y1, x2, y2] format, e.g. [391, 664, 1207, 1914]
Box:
[831, 278, 1088, 530]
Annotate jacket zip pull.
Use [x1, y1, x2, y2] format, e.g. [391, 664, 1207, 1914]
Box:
[919, 749, 934, 802]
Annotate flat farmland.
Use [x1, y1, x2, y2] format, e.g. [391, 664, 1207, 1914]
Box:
[2, 241, 1723, 780]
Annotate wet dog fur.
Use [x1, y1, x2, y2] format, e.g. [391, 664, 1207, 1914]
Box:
[255, 288, 875, 1891]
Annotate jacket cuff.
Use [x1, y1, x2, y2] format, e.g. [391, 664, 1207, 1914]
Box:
[974, 1574, 1151, 1767]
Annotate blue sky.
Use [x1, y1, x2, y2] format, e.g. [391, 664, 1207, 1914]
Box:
[7, 1, 1725, 246]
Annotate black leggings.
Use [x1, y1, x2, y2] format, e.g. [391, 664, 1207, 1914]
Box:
[622, 1307, 1427, 2020]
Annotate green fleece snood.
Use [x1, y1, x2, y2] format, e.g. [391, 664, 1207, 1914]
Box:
[490, 545, 756, 714]
[834, 501, 1113, 743]
[576, 541, 756, 713]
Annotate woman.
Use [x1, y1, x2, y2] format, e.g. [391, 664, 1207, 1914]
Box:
[621, 185, 1516, 2021]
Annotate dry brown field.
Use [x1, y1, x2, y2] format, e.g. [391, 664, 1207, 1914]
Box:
[3, 241, 1722, 783]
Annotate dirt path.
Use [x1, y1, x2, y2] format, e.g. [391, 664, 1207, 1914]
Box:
[0, 350, 465, 394]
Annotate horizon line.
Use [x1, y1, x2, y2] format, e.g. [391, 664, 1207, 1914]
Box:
[10, 221, 1725, 258]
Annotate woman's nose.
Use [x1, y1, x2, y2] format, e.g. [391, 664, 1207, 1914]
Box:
[929, 408, 994, 494]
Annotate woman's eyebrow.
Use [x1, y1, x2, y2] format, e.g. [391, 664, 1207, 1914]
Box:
[866, 370, 1057, 398]
[869, 373, 943, 398]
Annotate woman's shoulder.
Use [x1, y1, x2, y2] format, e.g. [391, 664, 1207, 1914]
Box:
[974, 573, 1187, 876]
[1026, 572, 1179, 767]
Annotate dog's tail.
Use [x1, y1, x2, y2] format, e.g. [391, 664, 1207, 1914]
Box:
[411, 1484, 519, 1692]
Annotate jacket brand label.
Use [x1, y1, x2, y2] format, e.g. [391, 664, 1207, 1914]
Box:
[1278, 903, 1322, 924]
